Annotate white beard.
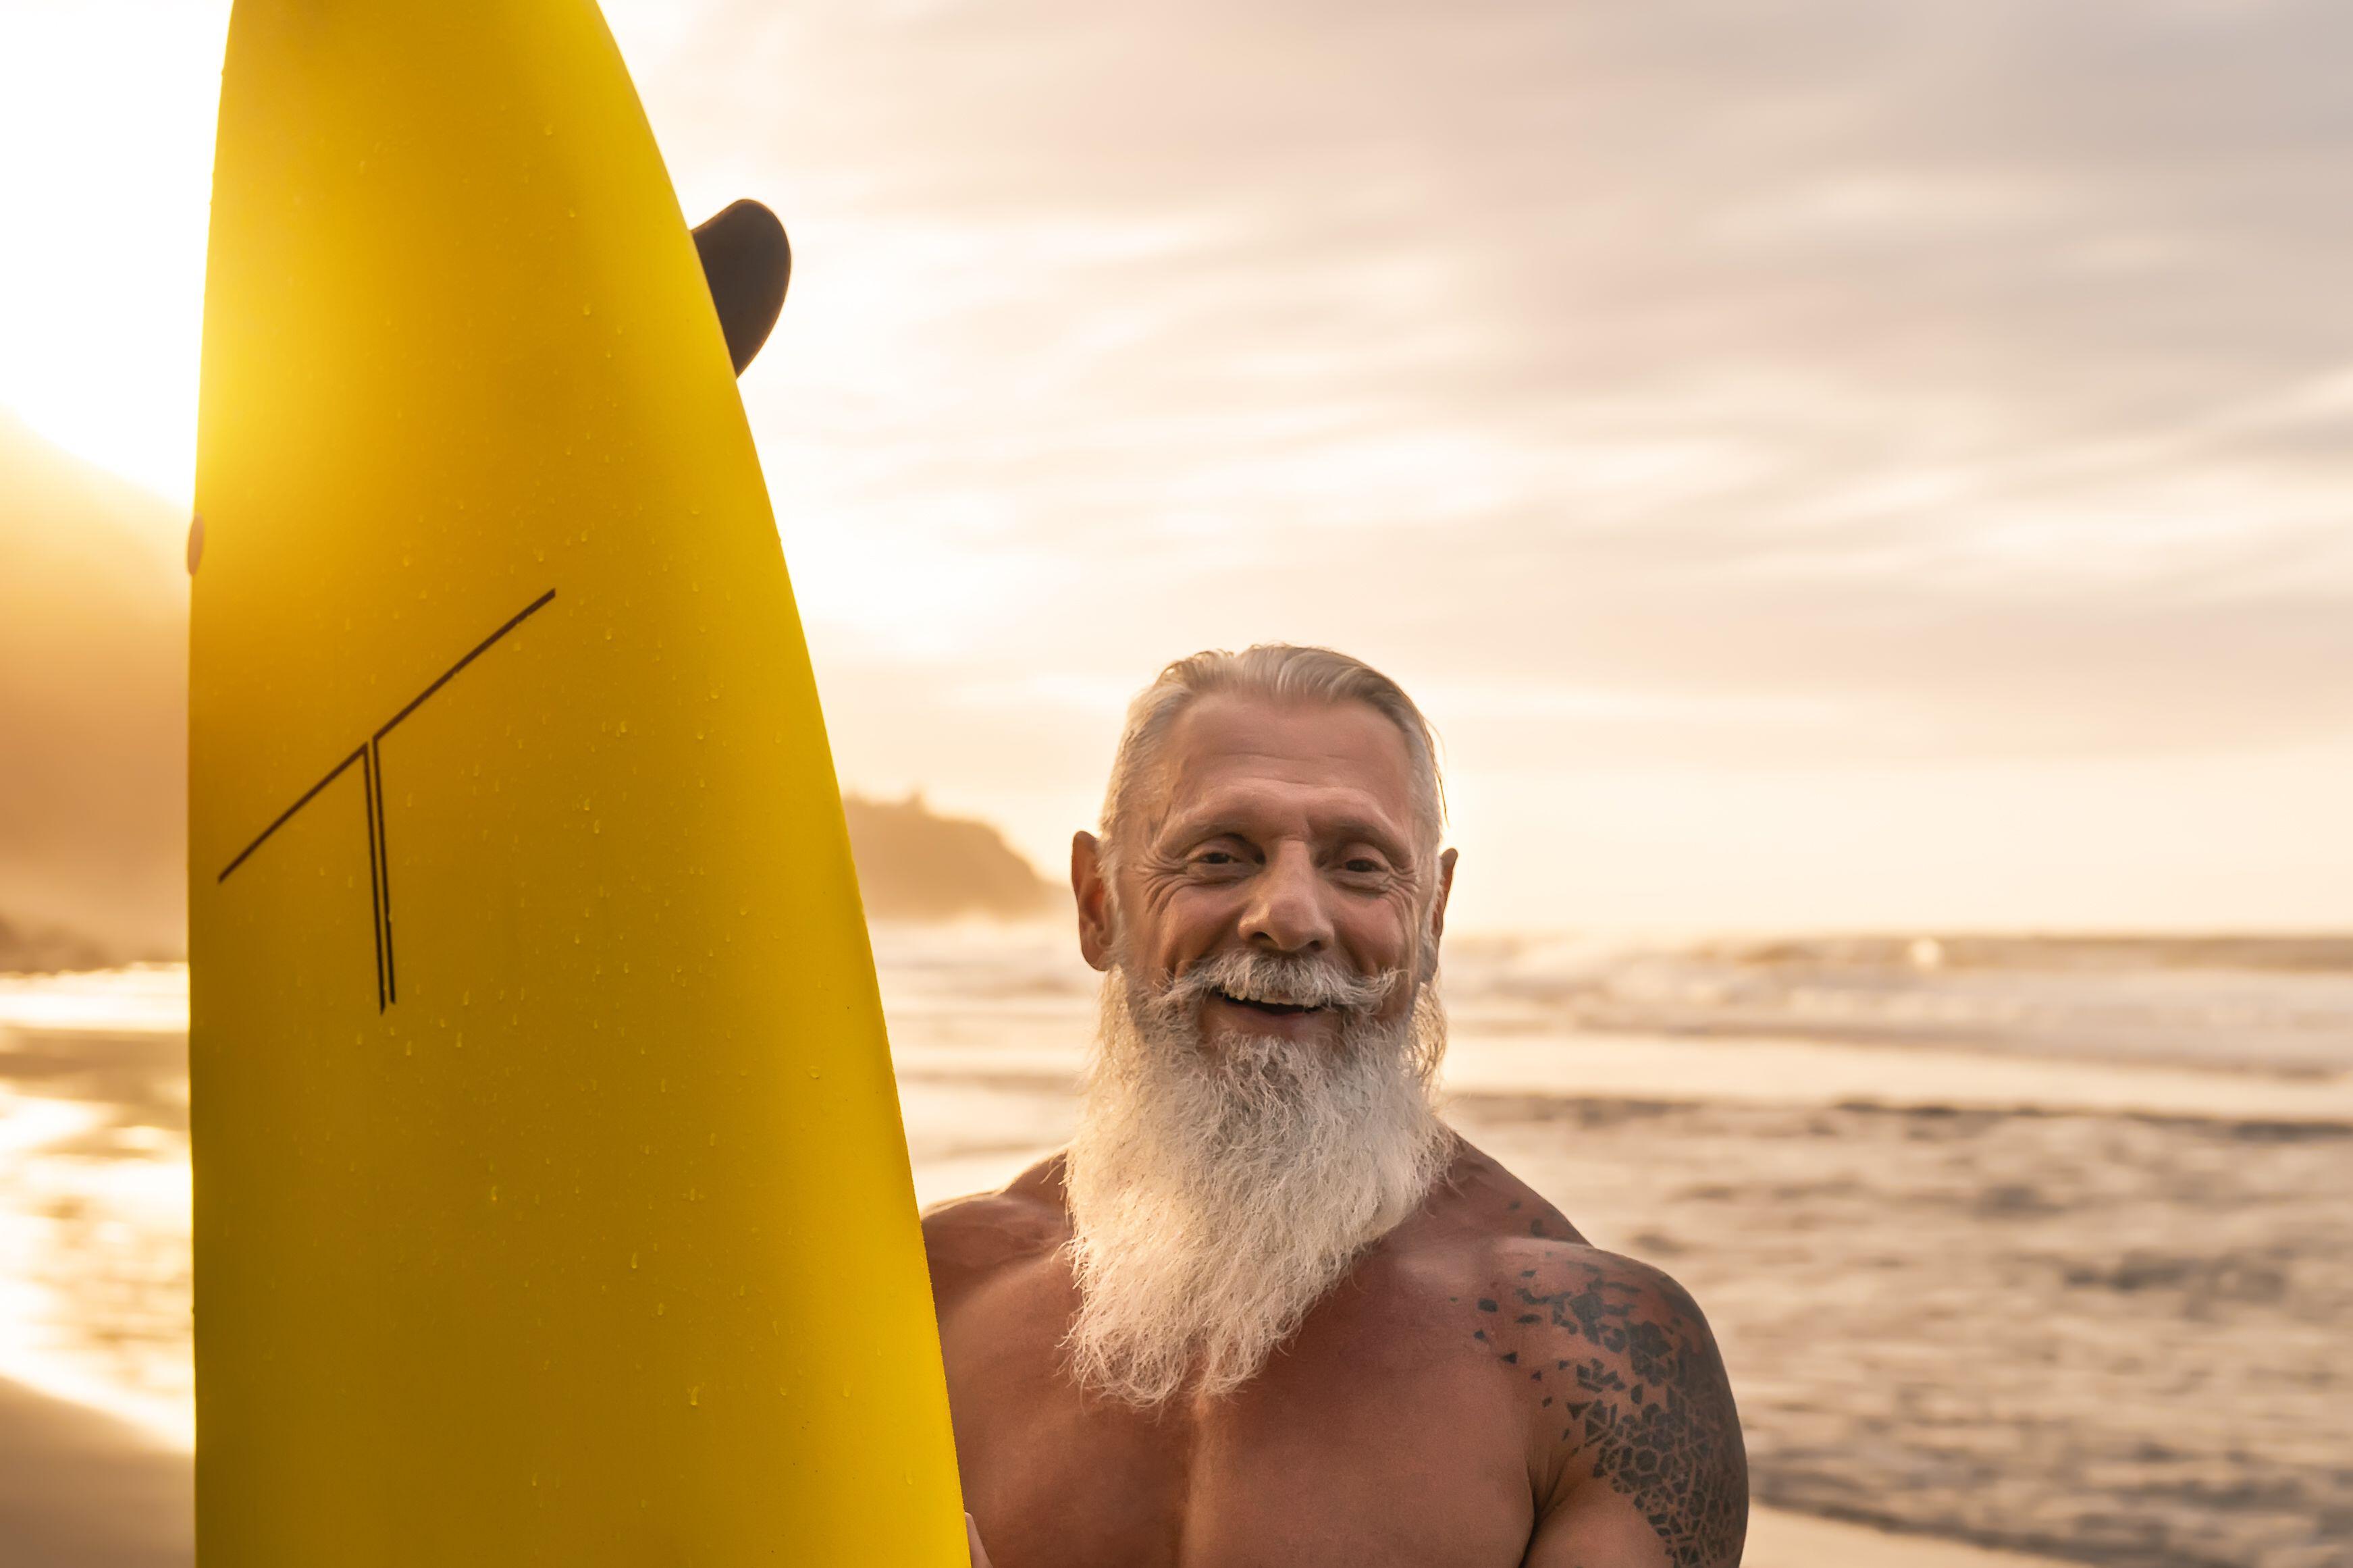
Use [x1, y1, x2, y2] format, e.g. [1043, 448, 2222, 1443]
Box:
[1061, 951, 1451, 1407]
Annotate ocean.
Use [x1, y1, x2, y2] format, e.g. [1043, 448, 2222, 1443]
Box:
[2, 929, 2348, 1567]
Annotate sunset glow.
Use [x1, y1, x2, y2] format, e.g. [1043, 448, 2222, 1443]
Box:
[5, 0, 2351, 931]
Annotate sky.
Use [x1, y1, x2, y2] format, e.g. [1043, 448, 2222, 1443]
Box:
[3, 0, 2351, 932]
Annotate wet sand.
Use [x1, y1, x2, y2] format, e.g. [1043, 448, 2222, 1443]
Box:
[1456, 1093, 2352, 1568]
[0, 1376, 188, 1568]
[1743, 1509, 2090, 1568]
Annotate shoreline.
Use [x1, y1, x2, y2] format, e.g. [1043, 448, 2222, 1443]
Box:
[889, 1024, 2353, 1127]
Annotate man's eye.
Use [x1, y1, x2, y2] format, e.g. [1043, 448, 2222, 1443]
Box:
[1342, 857, 1383, 875]
[1196, 850, 1238, 866]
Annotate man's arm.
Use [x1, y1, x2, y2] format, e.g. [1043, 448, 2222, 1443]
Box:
[1511, 1249, 1748, 1568]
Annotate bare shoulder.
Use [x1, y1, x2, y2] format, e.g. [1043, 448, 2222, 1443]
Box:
[1427, 1135, 1592, 1246]
[1504, 1239, 1746, 1567]
[920, 1152, 1072, 1308]
[1426, 1141, 1747, 1567]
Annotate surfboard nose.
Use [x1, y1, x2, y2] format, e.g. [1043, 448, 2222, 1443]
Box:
[691, 198, 791, 375]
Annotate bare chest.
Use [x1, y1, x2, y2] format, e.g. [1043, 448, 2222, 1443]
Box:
[943, 1272, 1539, 1568]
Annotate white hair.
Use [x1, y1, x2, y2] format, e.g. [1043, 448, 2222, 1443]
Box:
[1097, 644, 1446, 871]
[1061, 949, 1451, 1407]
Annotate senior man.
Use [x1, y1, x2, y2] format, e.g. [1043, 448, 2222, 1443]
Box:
[929, 645, 1746, 1568]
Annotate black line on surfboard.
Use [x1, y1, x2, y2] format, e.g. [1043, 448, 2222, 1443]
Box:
[215, 745, 364, 882]
[361, 743, 387, 1012]
[371, 738, 396, 1006]
[376, 588, 557, 742]
[217, 588, 557, 1011]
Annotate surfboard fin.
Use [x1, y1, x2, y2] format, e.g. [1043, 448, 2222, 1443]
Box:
[692, 199, 792, 375]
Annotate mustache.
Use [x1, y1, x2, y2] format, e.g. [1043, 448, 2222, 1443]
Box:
[1144, 947, 1400, 1024]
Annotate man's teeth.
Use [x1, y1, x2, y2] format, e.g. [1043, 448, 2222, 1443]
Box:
[1217, 989, 1316, 1015]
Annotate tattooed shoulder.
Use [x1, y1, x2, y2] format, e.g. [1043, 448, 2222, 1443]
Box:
[1469, 1242, 1747, 1568]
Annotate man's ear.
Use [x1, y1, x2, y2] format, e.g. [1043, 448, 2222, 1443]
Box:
[1072, 831, 1117, 973]
[691, 199, 791, 375]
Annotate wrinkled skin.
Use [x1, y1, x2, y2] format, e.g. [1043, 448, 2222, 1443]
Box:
[937, 694, 1747, 1568]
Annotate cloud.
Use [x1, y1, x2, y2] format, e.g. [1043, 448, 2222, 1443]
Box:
[1, 0, 2335, 929]
[600, 0, 2353, 784]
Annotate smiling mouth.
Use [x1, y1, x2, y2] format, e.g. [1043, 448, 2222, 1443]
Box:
[1216, 990, 1321, 1017]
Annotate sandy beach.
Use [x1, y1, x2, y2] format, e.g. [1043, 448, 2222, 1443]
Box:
[0, 1376, 188, 1568]
[3, 950, 2348, 1566]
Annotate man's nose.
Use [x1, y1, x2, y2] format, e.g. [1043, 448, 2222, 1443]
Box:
[1238, 842, 1335, 954]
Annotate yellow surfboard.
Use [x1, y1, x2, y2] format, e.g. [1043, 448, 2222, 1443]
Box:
[189, 3, 966, 1561]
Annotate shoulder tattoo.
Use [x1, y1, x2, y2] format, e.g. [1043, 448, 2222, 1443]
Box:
[1487, 1260, 1747, 1568]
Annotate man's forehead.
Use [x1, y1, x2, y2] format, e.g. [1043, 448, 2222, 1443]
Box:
[1147, 693, 1418, 835]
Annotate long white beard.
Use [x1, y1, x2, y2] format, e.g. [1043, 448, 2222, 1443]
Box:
[1061, 951, 1451, 1407]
